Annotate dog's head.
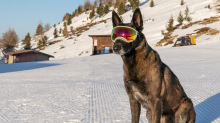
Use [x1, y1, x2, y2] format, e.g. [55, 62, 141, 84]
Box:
[112, 8, 144, 56]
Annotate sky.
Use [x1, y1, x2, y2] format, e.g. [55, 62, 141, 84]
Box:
[0, 0, 87, 42]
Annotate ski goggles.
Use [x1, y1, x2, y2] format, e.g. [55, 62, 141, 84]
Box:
[111, 26, 138, 43]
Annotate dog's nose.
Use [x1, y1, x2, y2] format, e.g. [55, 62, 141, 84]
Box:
[113, 45, 121, 52]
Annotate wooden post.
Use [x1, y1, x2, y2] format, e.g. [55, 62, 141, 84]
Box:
[24, 52, 27, 62]
[34, 51, 37, 61]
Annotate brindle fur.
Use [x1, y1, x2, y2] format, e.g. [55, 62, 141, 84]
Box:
[112, 8, 196, 123]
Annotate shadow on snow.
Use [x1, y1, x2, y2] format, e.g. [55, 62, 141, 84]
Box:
[0, 61, 60, 74]
[195, 92, 220, 123]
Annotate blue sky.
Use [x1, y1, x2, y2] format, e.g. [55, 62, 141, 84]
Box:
[0, 0, 88, 42]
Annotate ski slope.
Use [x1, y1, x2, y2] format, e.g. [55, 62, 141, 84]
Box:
[1, 0, 220, 122]
[0, 41, 220, 123]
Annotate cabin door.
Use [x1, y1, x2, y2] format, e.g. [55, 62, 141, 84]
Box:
[94, 46, 97, 55]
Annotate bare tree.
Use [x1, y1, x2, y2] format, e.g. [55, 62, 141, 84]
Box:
[0, 28, 19, 50]
[45, 23, 50, 31]
[104, 0, 114, 6]
[75, 9, 79, 17]
[32, 34, 38, 42]
[84, 0, 91, 12]
[94, 0, 98, 8]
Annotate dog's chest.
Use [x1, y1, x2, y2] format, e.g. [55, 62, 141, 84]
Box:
[131, 85, 151, 109]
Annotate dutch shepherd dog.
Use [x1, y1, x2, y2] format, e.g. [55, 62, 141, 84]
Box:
[111, 8, 196, 123]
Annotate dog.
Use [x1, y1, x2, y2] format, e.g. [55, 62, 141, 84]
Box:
[111, 8, 196, 123]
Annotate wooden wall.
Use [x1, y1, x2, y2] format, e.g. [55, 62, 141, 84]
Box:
[92, 36, 113, 55]
[36, 53, 49, 61]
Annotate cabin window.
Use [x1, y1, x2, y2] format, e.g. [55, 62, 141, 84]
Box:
[101, 47, 110, 54]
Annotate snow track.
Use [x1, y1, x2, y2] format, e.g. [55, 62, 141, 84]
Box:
[0, 42, 220, 122]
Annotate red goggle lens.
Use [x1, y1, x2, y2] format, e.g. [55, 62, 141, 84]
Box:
[111, 27, 137, 42]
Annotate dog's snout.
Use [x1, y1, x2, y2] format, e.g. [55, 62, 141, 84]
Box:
[113, 45, 121, 52]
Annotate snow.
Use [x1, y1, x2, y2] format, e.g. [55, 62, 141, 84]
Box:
[1, 41, 220, 122]
[1, 0, 220, 122]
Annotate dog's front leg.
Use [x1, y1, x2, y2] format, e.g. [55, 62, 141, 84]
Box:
[151, 98, 162, 123]
[129, 94, 141, 123]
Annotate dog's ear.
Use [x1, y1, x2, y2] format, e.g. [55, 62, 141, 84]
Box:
[112, 10, 122, 27]
[131, 8, 143, 31]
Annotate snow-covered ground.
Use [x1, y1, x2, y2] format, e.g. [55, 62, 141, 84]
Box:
[0, 40, 220, 123]
[1, 0, 220, 122]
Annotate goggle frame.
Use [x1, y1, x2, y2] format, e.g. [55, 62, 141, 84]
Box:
[111, 26, 139, 43]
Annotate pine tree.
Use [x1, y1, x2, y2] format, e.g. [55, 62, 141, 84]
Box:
[63, 13, 70, 21]
[53, 28, 58, 38]
[150, 0, 154, 7]
[166, 15, 174, 31]
[63, 26, 68, 38]
[118, 1, 125, 15]
[177, 11, 183, 24]
[36, 24, 43, 35]
[37, 39, 42, 49]
[70, 26, 74, 34]
[185, 5, 189, 19]
[75, 9, 79, 17]
[181, 0, 184, 6]
[53, 24, 56, 27]
[67, 16, 72, 25]
[89, 8, 95, 19]
[132, 3, 137, 12]
[59, 28, 62, 34]
[104, 5, 110, 15]
[130, 0, 139, 9]
[24, 33, 31, 50]
[184, 6, 191, 22]
[186, 16, 191, 22]
[71, 12, 75, 19]
[98, 2, 103, 17]
[78, 6, 82, 15]
[42, 36, 47, 46]
[114, 0, 120, 8]
[208, 4, 210, 9]
[63, 22, 67, 27]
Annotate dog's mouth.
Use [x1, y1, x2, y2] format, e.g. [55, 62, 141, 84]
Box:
[113, 45, 125, 55]
[113, 39, 133, 55]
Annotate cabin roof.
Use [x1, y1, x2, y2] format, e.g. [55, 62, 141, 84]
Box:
[5, 50, 54, 58]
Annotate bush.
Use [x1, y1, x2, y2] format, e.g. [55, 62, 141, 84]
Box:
[150, 0, 154, 7]
[186, 16, 191, 22]
[161, 30, 165, 35]
[181, 0, 184, 5]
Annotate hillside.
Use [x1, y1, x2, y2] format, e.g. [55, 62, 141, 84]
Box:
[14, 0, 220, 60]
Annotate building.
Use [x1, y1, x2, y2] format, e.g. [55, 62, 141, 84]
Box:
[89, 35, 113, 55]
[4, 50, 54, 64]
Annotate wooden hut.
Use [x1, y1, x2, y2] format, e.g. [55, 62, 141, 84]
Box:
[89, 35, 113, 55]
[4, 50, 54, 64]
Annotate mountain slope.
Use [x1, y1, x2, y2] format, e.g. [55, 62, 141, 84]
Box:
[17, 0, 220, 60]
